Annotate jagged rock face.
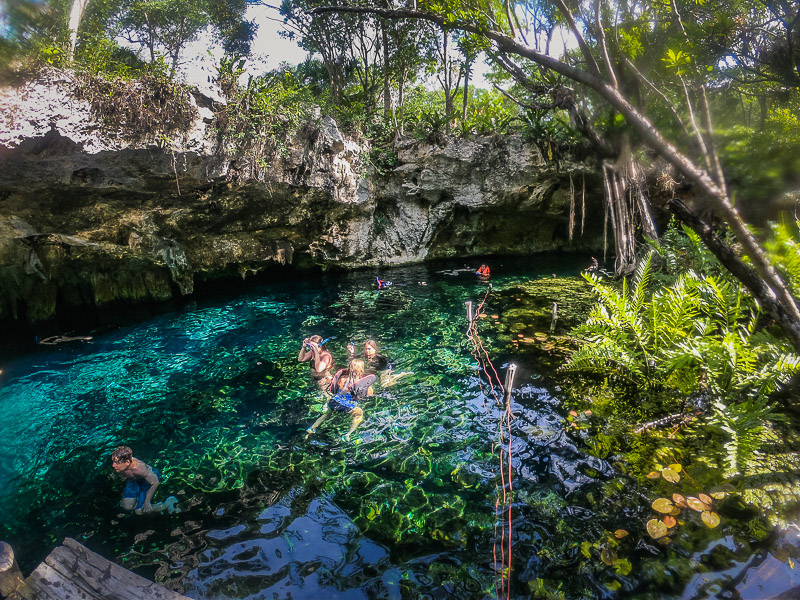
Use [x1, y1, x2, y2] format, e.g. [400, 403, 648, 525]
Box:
[0, 72, 603, 333]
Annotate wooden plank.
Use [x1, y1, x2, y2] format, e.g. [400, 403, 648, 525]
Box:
[6, 562, 95, 600]
[43, 539, 192, 600]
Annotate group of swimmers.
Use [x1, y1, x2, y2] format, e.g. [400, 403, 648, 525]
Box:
[299, 336, 409, 441]
[110, 338, 400, 517]
[106, 266, 501, 516]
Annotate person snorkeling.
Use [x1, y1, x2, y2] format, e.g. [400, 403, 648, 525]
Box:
[306, 359, 376, 441]
[298, 334, 335, 391]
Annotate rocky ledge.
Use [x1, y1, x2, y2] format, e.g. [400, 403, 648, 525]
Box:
[0, 70, 602, 338]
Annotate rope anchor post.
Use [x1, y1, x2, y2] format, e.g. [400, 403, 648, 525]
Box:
[465, 300, 474, 325]
[503, 363, 517, 414]
[550, 302, 558, 332]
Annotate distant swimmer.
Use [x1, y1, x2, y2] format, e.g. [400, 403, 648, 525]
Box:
[38, 335, 93, 345]
[476, 264, 491, 278]
[584, 257, 599, 273]
[436, 265, 476, 276]
[377, 278, 392, 290]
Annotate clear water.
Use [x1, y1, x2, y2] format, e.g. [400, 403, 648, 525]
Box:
[0, 256, 791, 599]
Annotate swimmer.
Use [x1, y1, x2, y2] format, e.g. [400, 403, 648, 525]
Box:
[111, 446, 178, 515]
[306, 359, 376, 441]
[347, 339, 412, 388]
[298, 335, 335, 391]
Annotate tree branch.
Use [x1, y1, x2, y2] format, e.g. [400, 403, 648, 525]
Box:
[309, 4, 800, 346]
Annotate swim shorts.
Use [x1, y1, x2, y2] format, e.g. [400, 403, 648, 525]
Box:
[123, 467, 160, 510]
[330, 392, 358, 412]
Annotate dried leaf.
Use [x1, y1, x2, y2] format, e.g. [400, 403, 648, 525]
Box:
[614, 529, 629, 539]
[600, 547, 618, 566]
[661, 468, 681, 483]
[701, 511, 720, 528]
[686, 497, 710, 511]
[647, 519, 668, 539]
[569, 410, 578, 417]
[673, 493, 687, 508]
[663, 515, 677, 528]
[699, 493, 713, 505]
[585, 410, 593, 415]
[646, 471, 661, 479]
[652, 498, 675, 513]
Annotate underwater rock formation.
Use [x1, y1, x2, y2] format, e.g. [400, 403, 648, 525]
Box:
[0, 70, 603, 335]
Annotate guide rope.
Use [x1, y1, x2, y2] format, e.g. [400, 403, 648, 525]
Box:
[466, 284, 514, 599]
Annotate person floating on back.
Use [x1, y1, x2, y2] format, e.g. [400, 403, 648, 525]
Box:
[298, 334, 335, 391]
[306, 359, 376, 442]
[111, 446, 178, 515]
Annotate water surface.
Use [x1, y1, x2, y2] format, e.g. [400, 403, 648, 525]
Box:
[0, 256, 794, 599]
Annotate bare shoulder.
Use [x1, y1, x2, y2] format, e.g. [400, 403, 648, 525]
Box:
[130, 458, 154, 478]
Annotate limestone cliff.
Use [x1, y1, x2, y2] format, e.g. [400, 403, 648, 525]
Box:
[0, 70, 602, 335]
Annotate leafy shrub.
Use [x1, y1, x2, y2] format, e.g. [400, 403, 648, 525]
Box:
[214, 57, 317, 179]
[564, 226, 800, 475]
[73, 60, 196, 141]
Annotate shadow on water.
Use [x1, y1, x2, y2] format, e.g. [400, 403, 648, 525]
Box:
[0, 254, 797, 599]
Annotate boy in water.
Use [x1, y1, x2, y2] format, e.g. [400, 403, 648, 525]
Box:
[111, 446, 178, 515]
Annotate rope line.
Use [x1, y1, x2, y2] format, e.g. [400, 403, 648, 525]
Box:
[466, 284, 514, 599]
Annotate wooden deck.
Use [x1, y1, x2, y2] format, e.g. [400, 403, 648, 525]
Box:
[6, 538, 192, 600]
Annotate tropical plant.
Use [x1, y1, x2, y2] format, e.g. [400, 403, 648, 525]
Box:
[565, 229, 800, 474]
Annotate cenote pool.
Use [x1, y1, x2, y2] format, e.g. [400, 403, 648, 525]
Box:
[0, 255, 798, 599]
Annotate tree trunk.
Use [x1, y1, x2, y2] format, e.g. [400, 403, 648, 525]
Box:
[67, 0, 91, 63]
[382, 23, 392, 121]
[462, 59, 470, 121]
[311, 5, 800, 351]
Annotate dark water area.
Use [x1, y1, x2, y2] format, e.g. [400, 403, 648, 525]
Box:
[0, 254, 798, 599]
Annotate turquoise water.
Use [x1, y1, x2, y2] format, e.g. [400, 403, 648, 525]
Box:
[0, 256, 791, 599]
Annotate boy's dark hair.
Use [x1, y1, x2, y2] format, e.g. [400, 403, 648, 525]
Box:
[111, 446, 133, 463]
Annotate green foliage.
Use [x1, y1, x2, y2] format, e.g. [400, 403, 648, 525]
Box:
[565, 226, 800, 475]
[72, 62, 196, 141]
[368, 147, 399, 176]
[214, 57, 316, 178]
[764, 220, 800, 297]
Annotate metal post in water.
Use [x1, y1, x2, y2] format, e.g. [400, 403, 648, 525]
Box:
[465, 300, 474, 325]
[503, 364, 517, 414]
[550, 302, 558, 332]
